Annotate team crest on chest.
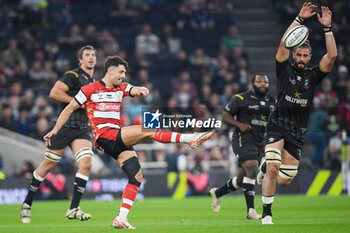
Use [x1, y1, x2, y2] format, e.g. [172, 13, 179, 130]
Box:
[304, 78, 309, 89]
[115, 91, 123, 102]
[289, 76, 296, 85]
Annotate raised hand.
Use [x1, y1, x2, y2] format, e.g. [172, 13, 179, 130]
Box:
[317, 6, 332, 27]
[299, 2, 317, 19]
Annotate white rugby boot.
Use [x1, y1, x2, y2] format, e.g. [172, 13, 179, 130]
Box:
[261, 215, 274, 224]
[66, 207, 91, 221]
[246, 208, 262, 219]
[20, 203, 31, 223]
[209, 188, 220, 213]
[112, 217, 136, 229]
[257, 157, 266, 185]
[188, 130, 216, 149]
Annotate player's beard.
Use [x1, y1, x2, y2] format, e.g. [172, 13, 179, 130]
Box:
[254, 85, 268, 97]
[295, 61, 306, 71]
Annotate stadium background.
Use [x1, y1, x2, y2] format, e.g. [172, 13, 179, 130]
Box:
[0, 0, 349, 204]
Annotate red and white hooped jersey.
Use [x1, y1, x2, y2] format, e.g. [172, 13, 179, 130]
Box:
[74, 80, 133, 142]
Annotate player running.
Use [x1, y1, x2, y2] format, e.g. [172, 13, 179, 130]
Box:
[210, 75, 275, 219]
[258, 2, 337, 224]
[44, 55, 215, 229]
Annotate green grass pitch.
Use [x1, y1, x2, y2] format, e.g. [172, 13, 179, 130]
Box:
[1, 195, 349, 233]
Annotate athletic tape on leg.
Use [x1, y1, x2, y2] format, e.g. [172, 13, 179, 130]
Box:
[279, 164, 298, 179]
[45, 150, 62, 163]
[75, 147, 93, 161]
[265, 148, 281, 164]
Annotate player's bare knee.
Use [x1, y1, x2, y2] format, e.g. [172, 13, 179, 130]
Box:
[266, 163, 280, 178]
[78, 158, 91, 173]
[245, 169, 257, 179]
[122, 156, 142, 187]
[278, 178, 292, 187]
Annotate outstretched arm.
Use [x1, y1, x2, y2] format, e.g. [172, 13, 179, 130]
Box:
[43, 100, 80, 145]
[276, 2, 317, 62]
[317, 6, 337, 72]
[130, 86, 149, 97]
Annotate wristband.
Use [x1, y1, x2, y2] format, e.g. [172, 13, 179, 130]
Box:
[294, 15, 305, 25]
[324, 25, 332, 33]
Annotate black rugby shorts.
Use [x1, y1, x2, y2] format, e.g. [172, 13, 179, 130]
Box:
[96, 128, 134, 160]
[47, 127, 92, 150]
[232, 134, 264, 167]
[264, 122, 303, 160]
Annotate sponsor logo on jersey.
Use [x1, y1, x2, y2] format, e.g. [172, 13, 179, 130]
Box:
[92, 91, 123, 103]
[251, 119, 267, 127]
[248, 105, 259, 110]
[304, 78, 310, 89]
[285, 92, 308, 107]
[97, 103, 120, 111]
[289, 76, 296, 85]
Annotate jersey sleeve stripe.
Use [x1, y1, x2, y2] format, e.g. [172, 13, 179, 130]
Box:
[235, 94, 244, 100]
[74, 97, 82, 106]
[65, 71, 79, 78]
[74, 90, 87, 105]
[275, 57, 289, 63]
[318, 64, 329, 73]
[125, 84, 133, 92]
[59, 80, 70, 90]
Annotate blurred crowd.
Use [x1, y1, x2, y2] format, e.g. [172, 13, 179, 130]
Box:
[0, 0, 348, 177]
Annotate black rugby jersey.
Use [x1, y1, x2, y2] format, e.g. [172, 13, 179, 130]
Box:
[270, 59, 328, 139]
[225, 90, 276, 143]
[59, 67, 96, 129]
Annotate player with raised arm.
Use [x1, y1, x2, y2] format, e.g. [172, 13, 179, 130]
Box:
[210, 75, 275, 219]
[21, 45, 97, 223]
[257, 3, 337, 224]
[44, 56, 215, 229]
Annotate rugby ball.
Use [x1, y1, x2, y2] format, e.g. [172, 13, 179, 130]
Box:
[283, 25, 309, 49]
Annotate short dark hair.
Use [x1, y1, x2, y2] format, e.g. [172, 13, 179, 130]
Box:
[252, 74, 268, 84]
[293, 40, 312, 53]
[78, 45, 96, 61]
[104, 56, 128, 73]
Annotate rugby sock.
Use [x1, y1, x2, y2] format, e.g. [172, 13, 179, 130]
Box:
[118, 183, 140, 221]
[215, 177, 241, 198]
[261, 162, 266, 173]
[70, 173, 88, 209]
[242, 177, 256, 211]
[262, 195, 274, 217]
[154, 130, 195, 143]
[24, 171, 44, 206]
